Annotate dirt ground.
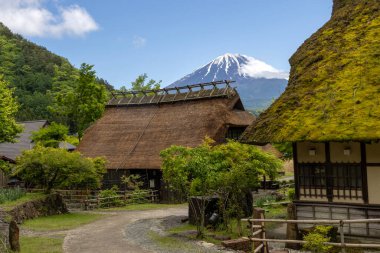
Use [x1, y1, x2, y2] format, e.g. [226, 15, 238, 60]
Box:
[63, 207, 187, 253]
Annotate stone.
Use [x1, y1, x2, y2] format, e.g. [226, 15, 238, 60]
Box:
[9, 220, 19, 252]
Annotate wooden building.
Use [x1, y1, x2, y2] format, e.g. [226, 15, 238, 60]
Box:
[0, 120, 48, 187]
[77, 81, 255, 195]
[0, 120, 76, 187]
[241, 0, 380, 237]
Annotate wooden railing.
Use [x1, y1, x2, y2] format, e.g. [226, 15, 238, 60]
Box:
[241, 217, 380, 253]
[26, 188, 159, 210]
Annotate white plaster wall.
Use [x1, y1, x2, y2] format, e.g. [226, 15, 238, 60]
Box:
[297, 142, 326, 163]
[367, 166, 380, 204]
[330, 142, 361, 163]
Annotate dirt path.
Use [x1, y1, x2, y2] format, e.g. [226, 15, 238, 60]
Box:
[63, 207, 187, 253]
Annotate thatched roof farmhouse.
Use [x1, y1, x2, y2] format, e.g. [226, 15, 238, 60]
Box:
[78, 81, 254, 190]
[241, 0, 380, 237]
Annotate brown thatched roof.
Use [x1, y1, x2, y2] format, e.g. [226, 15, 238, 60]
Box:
[77, 88, 254, 170]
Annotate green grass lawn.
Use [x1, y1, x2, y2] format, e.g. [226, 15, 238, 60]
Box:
[20, 212, 106, 253]
[22, 212, 104, 231]
[20, 236, 63, 253]
[0, 193, 45, 211]
[101, 203, 187, 211]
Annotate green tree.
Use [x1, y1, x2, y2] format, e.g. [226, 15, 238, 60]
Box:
[31, 122, 68, 147]
[118, 74, 161, 94]
[273, 142, 293, 159]
[131, 73, 161, 91]
[160, 138, 282, 237]
[15, 146, 106, 193]
[50, 63, 108, 139]
[0, 76, 22, 143]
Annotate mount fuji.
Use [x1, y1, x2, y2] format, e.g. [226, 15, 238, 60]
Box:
[168, 53, 288, 112]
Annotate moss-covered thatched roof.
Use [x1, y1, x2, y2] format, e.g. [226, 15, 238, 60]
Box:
[241, 0, 380, 143]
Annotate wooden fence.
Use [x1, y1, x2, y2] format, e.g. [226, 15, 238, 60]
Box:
[241, 217, 380, 253]
[26, 188, 159, 210]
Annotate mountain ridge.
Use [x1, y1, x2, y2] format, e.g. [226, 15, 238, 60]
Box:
[168, 53, 288, 111]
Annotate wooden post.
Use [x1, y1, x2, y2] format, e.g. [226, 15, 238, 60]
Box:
[252, 208, 268, 253]
[286, 203, 299, 250]
[340, 220, 346, 253]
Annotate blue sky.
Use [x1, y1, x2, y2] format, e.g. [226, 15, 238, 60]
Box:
[0, 0, 332, 88]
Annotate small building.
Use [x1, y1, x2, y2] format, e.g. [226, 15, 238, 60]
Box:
[0, 120, 48, 187]
[77, 81, 255, 195]
[241, 0, 380, 237]
[0, 120, 76, 187]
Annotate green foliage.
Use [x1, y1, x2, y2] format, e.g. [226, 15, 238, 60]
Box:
[254, 195, 277, 207]
[0, 160, 13, 175]
[98, 185, 122, 207]
[121, 174, 144, 190]
[303, 226, 333, 253]
[273, 142, 293, 159]
[15, 146, 106, 192]
[0, 23, 71, 121]
[65, 135, 79, 146]
[243, 0, 380, 143]
[0, 22, 112, 122]
[0, 76, 22, 143]
[119, 73, 161, 94]
[287, 188, 295, 200]
[0, 188, 25, 204]
[160, 138, 282, 236]
[50, 63, 109, 138]
[31, 122, 68, 147]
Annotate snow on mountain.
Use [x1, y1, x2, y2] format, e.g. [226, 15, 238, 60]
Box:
[168, 53, 289, 111]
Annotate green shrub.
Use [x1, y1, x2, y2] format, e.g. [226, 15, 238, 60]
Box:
[287, 188, 295, 200]
[303, 225, 333, 253]
[127, 189, 150, 204]
[254, 195, 276, 207]
[98, 186, 123, 207]
[0, 188, 26, 204]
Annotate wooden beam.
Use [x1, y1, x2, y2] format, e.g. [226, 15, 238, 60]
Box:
[325, 142, 333, 202]
[361, 142, 369, 204]
[293, 142, 300, 200]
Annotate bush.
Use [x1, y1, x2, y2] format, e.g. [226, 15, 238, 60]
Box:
[127, 189, 150, 204]
[254, 195, 276, 207]
[15, 146, 106, 192]
[98, 186, 123, 207]
[303, 226, 333, 253]
[287, 188, 295, 200]
[0, 188, 25, 204]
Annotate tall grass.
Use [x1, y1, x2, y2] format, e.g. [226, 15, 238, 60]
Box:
[0, 188, 26, 204]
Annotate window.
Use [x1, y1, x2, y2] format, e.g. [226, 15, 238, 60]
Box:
[331, 164, 362, 189]
[226, 127, 246, 140]
[298, 163, 362, 199]
[299, 164, 326, 188]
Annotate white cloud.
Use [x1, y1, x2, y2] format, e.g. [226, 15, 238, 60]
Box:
[240, 55, 289, 80]
[0, 0, 98, 37]
[132, 35, 147, 48]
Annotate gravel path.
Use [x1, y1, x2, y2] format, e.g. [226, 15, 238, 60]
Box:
[124, 215, 235, 253]
[63, 207, 188, 253]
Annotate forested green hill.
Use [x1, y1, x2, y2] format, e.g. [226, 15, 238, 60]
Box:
[0, 22, 111, 121]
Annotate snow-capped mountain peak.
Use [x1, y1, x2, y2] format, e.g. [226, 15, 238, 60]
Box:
[168, 53, 289, 111]
[199, 53, 288, 81]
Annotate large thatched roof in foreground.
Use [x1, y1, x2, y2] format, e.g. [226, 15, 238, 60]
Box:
[241, 0, 380, 143]
[77, 86, 254, 170]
